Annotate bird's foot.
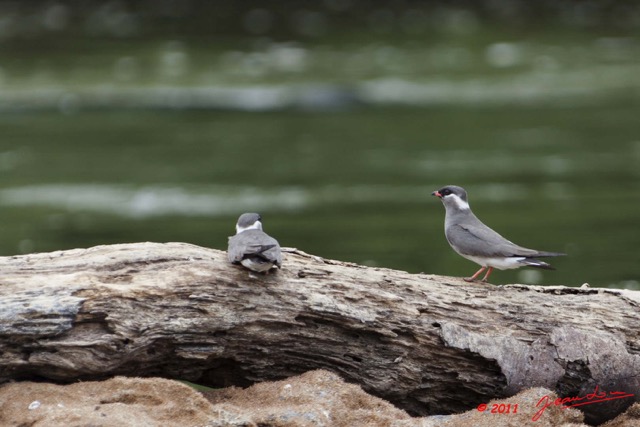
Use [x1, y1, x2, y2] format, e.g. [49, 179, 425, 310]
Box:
[464, 267, 487, 283]
[480, 267, 494, 283]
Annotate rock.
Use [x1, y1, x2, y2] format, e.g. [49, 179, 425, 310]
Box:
[0, 370, 636, 426]
[602, 402, 640, 427]
[421, 387, 587, 427]
[0, 377, 214, 427]
[203, 369, 413, 426]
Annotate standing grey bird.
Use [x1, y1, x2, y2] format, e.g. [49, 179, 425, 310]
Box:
[227, 213, 282, 273]
[431, 185, 565, 283]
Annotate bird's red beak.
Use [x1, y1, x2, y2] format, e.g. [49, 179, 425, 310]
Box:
[432, 191, 442, 198]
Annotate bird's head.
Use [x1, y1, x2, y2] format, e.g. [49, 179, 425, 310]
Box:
[235, 212, 263, 234]
[431, 185, 470, 211]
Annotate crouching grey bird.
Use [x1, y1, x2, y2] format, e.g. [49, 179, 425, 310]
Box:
[431, 185, 565, 283]
[227, 213, 282, 274]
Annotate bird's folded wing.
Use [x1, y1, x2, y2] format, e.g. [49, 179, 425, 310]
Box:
[228, 231, 282, 264]
[447, 223, 540, 258]
[227, 239, 246, 263]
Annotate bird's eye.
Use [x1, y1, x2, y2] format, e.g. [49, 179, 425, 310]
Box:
[441, 189, 451, 196]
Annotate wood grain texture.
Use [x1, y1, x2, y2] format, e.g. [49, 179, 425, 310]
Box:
[0, 242, 638, 424]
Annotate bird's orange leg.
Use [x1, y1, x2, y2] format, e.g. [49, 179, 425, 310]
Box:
[464, 267, 486, 282]
[481, 267, 494, 283]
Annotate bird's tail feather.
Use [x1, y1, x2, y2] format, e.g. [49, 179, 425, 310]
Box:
[521, 258, 556, 270]
[256, 244, 277, 254]
[534, 251, 566, 258]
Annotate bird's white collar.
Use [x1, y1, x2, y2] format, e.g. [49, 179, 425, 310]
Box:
[236, 220, 263, 234]
[447, 194, 470, 211]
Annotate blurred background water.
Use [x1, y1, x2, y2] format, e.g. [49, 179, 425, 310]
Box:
[0, 1, 638, 288]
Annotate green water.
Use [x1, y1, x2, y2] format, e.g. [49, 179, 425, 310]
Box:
[0, 104, 638, 288]
[0, 3, 638, 289]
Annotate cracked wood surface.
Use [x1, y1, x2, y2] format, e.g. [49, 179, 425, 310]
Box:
[0, 242, 638, 424]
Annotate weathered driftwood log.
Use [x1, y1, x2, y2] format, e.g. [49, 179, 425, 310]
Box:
[0, 242, 638, 424]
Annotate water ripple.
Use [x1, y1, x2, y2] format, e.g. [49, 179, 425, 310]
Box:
[0, 183, 571, 218]
[1, 62, 639, 112]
